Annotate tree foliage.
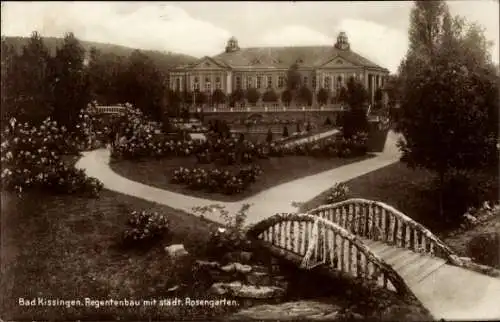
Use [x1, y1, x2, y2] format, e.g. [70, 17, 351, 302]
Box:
[286, 63, 302, 92]
[51, 32, 90, 134]
[1, 32, 53, 126]
[398, 1, 499, 218]
[245, 88, 261, 105]
[340, 77, 369, 139]
[317, 88, 330, 105]
[262, 89, 278, 102]
[211, 89, 226, 105]
[297, 86, 313, 106]
[281, 90, 292, 106]
[230, 88, 245, 106]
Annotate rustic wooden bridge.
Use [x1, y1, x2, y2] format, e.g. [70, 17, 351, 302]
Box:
[247, 198, 500, 320]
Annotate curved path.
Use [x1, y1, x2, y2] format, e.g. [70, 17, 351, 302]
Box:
[76, 131, 401, 225]
[75, 132, 500, 320]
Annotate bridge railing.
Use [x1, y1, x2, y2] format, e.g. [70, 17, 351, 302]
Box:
[247, 213, 415, 296]
[308, 198, 463, 266]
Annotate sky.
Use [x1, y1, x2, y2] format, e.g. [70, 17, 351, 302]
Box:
[1, 1, 499, 73]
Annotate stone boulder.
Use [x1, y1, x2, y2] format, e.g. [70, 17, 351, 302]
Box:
[223, 251, 253, 264]
[165, 244, 189, 259]
[209, 281, 285, 299]
[220, 262, 252, 274]
[226, 300, 342, 320]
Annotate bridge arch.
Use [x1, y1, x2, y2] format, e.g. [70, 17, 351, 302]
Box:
[308, 198, 463, 266]
[247, 213, 415, 296]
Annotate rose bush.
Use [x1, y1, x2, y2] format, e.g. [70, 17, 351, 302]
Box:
[171, 165, 262, 195]
[1, 117, 103, 197]
[123, 210, 171, 248]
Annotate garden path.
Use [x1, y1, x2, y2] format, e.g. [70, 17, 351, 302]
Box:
[76, 130, 402, 225]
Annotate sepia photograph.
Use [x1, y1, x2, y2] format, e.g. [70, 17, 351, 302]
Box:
[1, 1, 499, 321]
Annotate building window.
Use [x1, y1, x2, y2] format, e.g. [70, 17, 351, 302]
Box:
[247, 76, 253, 89]
[303, 76, 308, 86]
[267, 75, 272, 88]
[236, 76, 241, 89]
[312, 76, 317, 89]
[193, 76, 200, 90]
[205, 77, 211, 92]
[278, 76, 284, 88]
[215, 76, 221, 90]
[324, 76, 331, 89]
[256, 76, 262, 89]
[175, 78, 181, 90]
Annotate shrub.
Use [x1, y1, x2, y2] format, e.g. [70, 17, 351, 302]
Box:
[192, 204, 252, 259]
[466, 232, 500, 269]
[282, 126, 289, 138]
[123, 210, 171, 248]
[306, 122, 312, 132]
[1, 117, 103, 197]
[326, 183, 350, 204]
[266, 129, 273, 143]
[171, 165, 262, 195]
[427, 169, 499, 226]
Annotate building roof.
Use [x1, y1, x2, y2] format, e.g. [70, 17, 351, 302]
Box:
[210, 46, 388, 71]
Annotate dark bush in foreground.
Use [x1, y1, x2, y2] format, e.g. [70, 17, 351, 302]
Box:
[467, 232, 500, 269]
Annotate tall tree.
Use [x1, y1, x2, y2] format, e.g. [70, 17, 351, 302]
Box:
[286, 63, 302, 104]
[281, 90, 292, 106]
[51, 32, 89, 132]
[122, 50, 165, 121]
[398, 3, 498, 218]
[3, 32, 53, 125]
[340, 77, 369, 139]
[297, 86, 313, 106]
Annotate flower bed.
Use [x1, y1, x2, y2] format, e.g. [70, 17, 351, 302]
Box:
[171, 165, 263, 195]
[1, 117, 103, 197]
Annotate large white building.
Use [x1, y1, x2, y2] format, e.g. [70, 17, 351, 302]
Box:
[169, 32, 389, 106]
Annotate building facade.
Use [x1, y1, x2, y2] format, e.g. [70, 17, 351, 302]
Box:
[169, 32, 389, 106]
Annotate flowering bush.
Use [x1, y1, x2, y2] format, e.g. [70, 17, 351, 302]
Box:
[123, 210, 171, 247]
[171, 165, 262, 195]
[326, 183, 350, 204]
[1, 117, 103, 197]
[192, 204, 252, 259]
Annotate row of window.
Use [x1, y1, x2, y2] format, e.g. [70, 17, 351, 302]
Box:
[173, 73, 382, 91]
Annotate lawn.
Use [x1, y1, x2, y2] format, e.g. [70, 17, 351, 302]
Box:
[0, 189, 236, 321]
[0, 188, 432, 321]
[110, 154, 372, 202]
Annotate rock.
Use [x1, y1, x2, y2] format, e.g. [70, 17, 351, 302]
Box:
[195, 260, 220, 269]
[223, 251, 253, 263]
[381, 304, 429, 321]
[232, 283, 285, 299]
[209, 283, 228, 295]
[246, 271, 271, 285]
[273, 275, 289, 290]
[165, 244, 189, 258]
[210, 281, 285, 299]
[221, 262, 252, 274]
[226, 300, 341, 320]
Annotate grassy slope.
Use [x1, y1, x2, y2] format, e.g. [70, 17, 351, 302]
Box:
[110, 154, 372, 202]
[0, 190, 231, 321]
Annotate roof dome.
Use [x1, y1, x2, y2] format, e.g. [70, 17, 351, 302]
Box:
[225, 36, 240, 53]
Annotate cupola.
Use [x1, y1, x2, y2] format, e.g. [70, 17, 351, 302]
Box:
[334, 31, 350, 51]
[225, 36, 240, 53]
